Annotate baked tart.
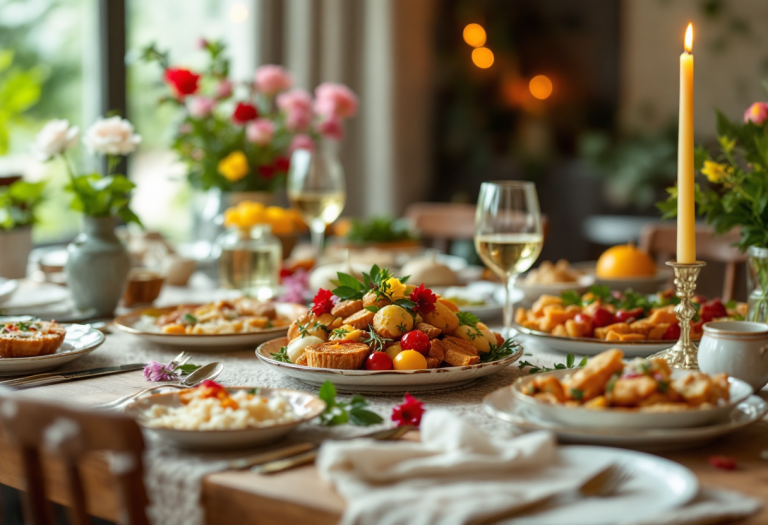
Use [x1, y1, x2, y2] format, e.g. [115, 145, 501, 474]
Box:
[0, 320, 66, 358]
[304, 342, 371, 369]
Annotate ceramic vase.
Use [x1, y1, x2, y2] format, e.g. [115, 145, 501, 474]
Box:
[65, 216, 131, 316]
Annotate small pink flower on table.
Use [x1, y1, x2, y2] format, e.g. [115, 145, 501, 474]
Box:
[216, 80, 233, 99]
[254, 65, 293, 94]
[143, 360, 177, 382]
[744, 102, 768, 125]
[246, 119, 275, 145]
[277, 88, 313, 131]
[188, 96, 215, 118]
[290, 134, 315, 152]
[314, 82, 358, 119]
[392, 393, 425, 428]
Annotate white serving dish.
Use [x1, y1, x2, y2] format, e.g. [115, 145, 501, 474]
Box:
[515, 273, 595, 303]
[571, 262, 673, 294]
[485, 388, 767, 451]
[113, 303, 308, 350]
[510, 368, 752, 429]
[256, 337, 524, 393]
[0, 324, 105, 376]
[699, 321, 768, 391]
[125, 386, 325, 450]
[435, 282, 520, 321]
[0, 280, 70, 312]
[513, 324, 673, 357]
[0, 278, 18, 305]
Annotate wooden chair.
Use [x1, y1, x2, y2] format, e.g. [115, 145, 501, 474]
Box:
[639, 223, 747, 301]
[0, 389, 150, 525]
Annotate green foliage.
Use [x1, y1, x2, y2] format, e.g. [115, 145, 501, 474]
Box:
[517, 353, 588, 374]
[65, 173, 141, 226]
[331, 264, 397, 302]
[565, 285, 659, 315]
[0, 180, 45, 230]
[270, 346, 291, 363]
[479, 337, 521, 363]
[346, 216, 417, 244]
[318, 381, 383, 426]
[0, 50, 43, 155]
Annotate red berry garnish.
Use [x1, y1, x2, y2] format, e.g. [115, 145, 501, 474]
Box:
[400, 330, 430, 355]
[709, 455, 737, 470]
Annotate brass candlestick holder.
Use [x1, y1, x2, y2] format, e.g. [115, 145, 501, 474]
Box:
[649, 261, 706, 369]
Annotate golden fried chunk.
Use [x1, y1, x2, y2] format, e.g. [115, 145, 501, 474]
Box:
[295, 353, 308, 366]
[628, 319, 655, 336]
[552, 324, 568, 337]
[343, 309, 376, 331]
[441, 337, 480, 366]
[648, 306, 677, 324]
[331, 299, 364, 319]
[594, 322, 631, 340]
[530, 375, 566, 402]
[539, 306, 578, 332]
[562, 348, 624, 401]
[532, 295, 563, 315]
[437, 298, 460, 313]
[428, 339, 445, 361]
[647, 323, 670, 340]
[236, 298, 277, 319]
[607, 376, 657, 406]
[565, 319, 591, 338]
[426, 357, 442, 369]
[584, 396, 608, 409]
[416, 322, 442, 339]
[672, 372, 730, 406]
[442, 336, 478, 355]
[606, 331, 646, 342]
[515, 307, 530, 325]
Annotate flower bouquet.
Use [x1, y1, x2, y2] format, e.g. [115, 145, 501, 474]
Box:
[658, 94, 768, 321]
[140, 39, 358, 194]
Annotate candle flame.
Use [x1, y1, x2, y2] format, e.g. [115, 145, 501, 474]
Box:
[684, 23, 693, 53]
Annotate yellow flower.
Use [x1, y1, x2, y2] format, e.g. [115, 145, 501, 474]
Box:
[218, 151, 249, 182]
[223, 201, 265, 229]
[701, 160, 727, 183]
[384, 278, 408, 300]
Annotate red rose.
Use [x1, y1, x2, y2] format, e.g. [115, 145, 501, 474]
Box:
[257, 164, 275, 179]
[274, 156, 291, 172]
[311, 289, 336, 316]
[232, 102, 258, 124]
[164, 68, 201, 98]
[409, 284, 437, 316]
[391, 393, 425, 428]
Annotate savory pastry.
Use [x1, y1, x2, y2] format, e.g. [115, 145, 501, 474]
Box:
[304, 342, 371, 369]
[0, 320, 66, 358]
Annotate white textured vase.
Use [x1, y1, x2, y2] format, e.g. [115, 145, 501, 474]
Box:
[0, 227, 32, 279]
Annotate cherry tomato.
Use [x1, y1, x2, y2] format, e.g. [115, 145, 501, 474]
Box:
[700, 299, 727, 323]
[662, 323, 681, 340]
[709, 455, 737, 470]
[593, 307, 616, 328]
[573, 314, 594, 336]
[400, 330, 430, 355]
[384, 343, 403, 361]
[692, 294, 708, 305]
[615, 307, 644, 324]
[366, 351, 393, 371]
[393, 350, 428, 370]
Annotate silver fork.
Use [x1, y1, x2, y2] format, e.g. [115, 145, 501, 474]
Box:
[469, 464, 632, 525]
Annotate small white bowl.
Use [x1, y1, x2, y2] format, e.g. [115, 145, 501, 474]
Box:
[125, 386, 325, 450]
[699, 321, 768, 392]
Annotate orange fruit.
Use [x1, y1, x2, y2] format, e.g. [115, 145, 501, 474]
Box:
[596, 244, 656, 278]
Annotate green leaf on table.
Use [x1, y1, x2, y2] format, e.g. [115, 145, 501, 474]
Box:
[318, 381, 382, 427]
[177, 363, 201, 375]
[566, 353, 575, 368]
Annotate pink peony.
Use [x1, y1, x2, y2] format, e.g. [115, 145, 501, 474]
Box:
[289, 134, 315, 152]
[246, 118, 275, 145]
[216, 80, 233, 99]
[277, 89, 314, 131]
[314, 83, 358, 119]
[744, 102, 768, 125]
[254, 65, 293, 94]
[317, 117, 344, 140]
[188, 96, 215, 118]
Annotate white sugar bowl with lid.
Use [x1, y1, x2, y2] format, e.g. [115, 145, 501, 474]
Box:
[698, 321, 768, 392]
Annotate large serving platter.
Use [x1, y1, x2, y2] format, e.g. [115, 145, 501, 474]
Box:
[256, 337, 524, 393]
[485, 387, 767, 451]
[510, 368, 753, 429]
[513, 323, 674, 357]
[114, 303, 308, 350]
[0, 324, 105, 376]
[125, 386, 325, 450]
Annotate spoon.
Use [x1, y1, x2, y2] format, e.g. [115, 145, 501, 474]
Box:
[97, 362, 224, 410]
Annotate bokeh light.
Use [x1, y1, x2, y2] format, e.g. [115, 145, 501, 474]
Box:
[229, 3, 249, 23]
[463, 23, 487, 48]
[529, 75, 553, 99]
[471, 47, 494, 69]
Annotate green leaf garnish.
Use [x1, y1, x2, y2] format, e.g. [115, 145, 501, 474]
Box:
[479, 338, 520, 363]
[181, 313, 198, 325]
[270, 346, 291, 363]
[318, 381, 383, 427]
[517, 353, 588, 374]
[177, 363, 201, 375]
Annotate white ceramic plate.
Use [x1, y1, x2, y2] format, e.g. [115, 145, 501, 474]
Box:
[0, 324, 105, 376]
[506, 446, 698, 525]
[510, 368, 753, 429]
[256, 337, 524, 393]
[113, 303, 308, 350]
[0, 280, 70, 311]
[515, 273, 596, 303]
[514, 324, 674, 357]
[485, 388, 767, 451]
[0, 279, 18, 305]
[125, 386, 325, 450]
[435, 282, 519, 321]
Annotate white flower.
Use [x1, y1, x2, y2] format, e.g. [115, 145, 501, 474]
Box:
[32, 119, 79, 161]
[83, 116, 142, 156]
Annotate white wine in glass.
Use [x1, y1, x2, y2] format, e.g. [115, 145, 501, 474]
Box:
[287, 147, 346, 262]
[475, 182, 543, 335]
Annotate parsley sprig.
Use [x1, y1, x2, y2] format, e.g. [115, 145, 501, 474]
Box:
[319, 381, 383, 426]
[517, 353, 588, 374]
[270, 346, 291, 363]
[456, 311, 483, 340]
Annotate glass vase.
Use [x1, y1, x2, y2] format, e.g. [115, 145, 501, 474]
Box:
[216, 224, 282, 300]
[747, 246, 768, 323]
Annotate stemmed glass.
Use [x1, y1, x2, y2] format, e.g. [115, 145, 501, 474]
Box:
[287, 147, 346, 262]
[475, 181, 543, 336]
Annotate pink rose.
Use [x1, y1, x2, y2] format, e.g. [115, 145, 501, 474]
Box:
[277, 89, 313, 131]
[317, 117, 343, 141]
[188, 96, 215, 118]
[254, 65, 293, 94]
[744, 102, 768, 125]
[289, 134, 315, 152]
[216, 80, 233, 99]
[314, 83, 358, 119]
[246, 119, 275, 145]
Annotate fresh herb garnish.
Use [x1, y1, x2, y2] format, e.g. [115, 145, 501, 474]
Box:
[296, 322, 311, 338]
[247, 387, 262, 395]
[363, 326, 392, 352]
[657, 380, 669, 394]
[346, 216, 416, 244]
[177, 363, 202, 375]
[570, 388, 585, 401]
[331, 327, 351, 339]
[16, 321, 32, 332]
[331, 265, 397, 302]
[480, 338, 521, 363]
[561, 290, 583, 307]
[318, 381, 383, 426]
[457, 311, 483, 340]
[270, 346, 291, 363]
[364, 305, 379, 313]
[396, 322, 408, 333]
[181, 313, 198, 325]
[606, 372, 619, 392]
[517, 353, 588, 374]
[562, 285, 660, 316]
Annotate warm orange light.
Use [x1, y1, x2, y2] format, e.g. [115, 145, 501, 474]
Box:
[684, 23, 693, 53]
[463, 23, 487, 48]
[471, 47, 494, 69]
[529, 75, 553, 100]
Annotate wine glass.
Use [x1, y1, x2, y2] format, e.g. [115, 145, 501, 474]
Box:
[287, 147, 346, 262]
[475, 181, 543, 336]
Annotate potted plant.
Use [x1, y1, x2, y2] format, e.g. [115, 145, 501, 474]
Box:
[659, 92, 768, 322]
[0, 180, 45, 278]
[33, 116, 141, 316]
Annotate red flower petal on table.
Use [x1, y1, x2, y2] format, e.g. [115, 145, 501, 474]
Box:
[311, 289, 336, 316]
[409, 284, 437, 316]
[274, 156, 291, 172]
[164, 67, 201, 98]
[258, 164, 275, 179]
[709, 455, 737, 470]
[232, 102, 259, 124]
[391, 393, 425, 428]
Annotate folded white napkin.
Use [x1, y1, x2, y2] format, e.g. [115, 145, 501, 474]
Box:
[317, 410, 762, 525]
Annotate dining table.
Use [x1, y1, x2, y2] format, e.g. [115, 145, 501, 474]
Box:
[0, 274, 765, 525]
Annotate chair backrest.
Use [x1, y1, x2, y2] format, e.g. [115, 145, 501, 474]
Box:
[639, 222, 747, 301]
[405, 202, 477, 252]
[0, 390, 150, 525]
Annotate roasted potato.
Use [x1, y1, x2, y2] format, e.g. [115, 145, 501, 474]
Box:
[372, 305, 414, 339]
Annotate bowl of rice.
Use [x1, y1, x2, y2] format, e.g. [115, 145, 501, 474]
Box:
[125, 381, 325, 450]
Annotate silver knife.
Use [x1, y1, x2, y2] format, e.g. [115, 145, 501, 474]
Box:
[7, 364, 146, 389]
